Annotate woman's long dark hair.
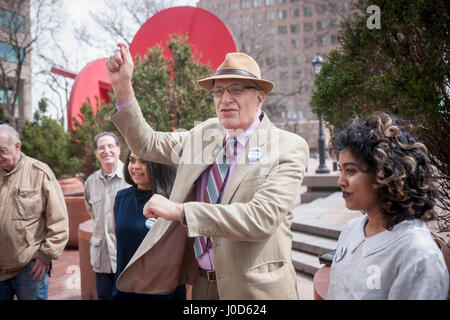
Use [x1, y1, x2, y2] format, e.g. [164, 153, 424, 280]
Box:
[123, 151, 176, 198]
[331, 112, 436, 230]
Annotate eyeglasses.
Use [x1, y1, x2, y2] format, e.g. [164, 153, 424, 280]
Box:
[210, 84, 260, 98]
[96, 144, 117, 151]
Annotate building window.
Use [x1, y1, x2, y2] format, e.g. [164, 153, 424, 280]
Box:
[241, 0, 250, 9]
[330, 19, 339, 28]
[291, 24, 300, 33]
[280, 71, 289, 81]
[278, 0, 286, 4]
[291, 39, 300, 49]
[290, 8, 299, 18]
[305, 55, 314, 64]
[331, 35, 338, 45]
[230, 2, 238, 11]
[291, 56, 300, 65]
[255, 13, 263, 22]
[303, 37, 313, 48]
[265, 0, 274, 6]
[0, 42, 26, 65]
[279, 56, 288, 66]
[304, 22, 313, 32]
[253, 0, 262, 8]
[0, 89, 18, 105]
[278, 10, 286, 20]
[303, 7, 312, 16]
[316, 4, 326, 14]
[292, 70, 301, 80]
[278, 41, 287, 50]
[0, 9, 26, 34]
[318, 36, 327, 47]
[317, 21, 325, 31]
[266, 56, 275, 66]
[278, 25, 287, 34]
[266, 11, 275, 21]
[242, 15, 250, 23]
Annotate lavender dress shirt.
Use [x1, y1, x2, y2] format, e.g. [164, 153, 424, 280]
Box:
[195, 116, 261, 270]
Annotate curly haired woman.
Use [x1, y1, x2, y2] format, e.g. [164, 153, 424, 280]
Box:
[327, 112, 449, 300]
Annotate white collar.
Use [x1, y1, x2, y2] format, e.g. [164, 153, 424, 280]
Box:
[347, 215, 427, 257]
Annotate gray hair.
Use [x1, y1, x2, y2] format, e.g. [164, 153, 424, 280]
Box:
[0, 124, 21, 144]
[93, 132, 120, 150]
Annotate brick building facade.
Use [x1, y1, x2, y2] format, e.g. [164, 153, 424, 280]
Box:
[197, 0, 354, 149]
[0, 0, 32, 128]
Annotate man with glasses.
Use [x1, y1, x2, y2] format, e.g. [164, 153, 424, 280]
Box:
[0, 124, 68, 300]
[106, 47, 309, 299]
[83, 132, 129, 300]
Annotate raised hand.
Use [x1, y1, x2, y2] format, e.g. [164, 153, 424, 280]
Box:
[106, 43, 135, 104]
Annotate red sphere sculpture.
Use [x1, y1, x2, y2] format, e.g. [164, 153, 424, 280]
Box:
[64, 6, 236, 129]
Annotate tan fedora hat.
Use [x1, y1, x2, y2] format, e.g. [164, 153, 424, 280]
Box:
[197, 52, 274, 94]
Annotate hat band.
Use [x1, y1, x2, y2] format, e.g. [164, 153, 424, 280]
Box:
[214, 69, 257, 79]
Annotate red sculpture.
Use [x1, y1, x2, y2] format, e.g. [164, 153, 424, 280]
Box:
[55, 6, 236, 129]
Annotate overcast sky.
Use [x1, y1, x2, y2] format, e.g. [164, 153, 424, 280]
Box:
[60, 0, 198, 70]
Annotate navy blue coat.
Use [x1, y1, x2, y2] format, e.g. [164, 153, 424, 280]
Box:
[112, 186, 185, 300]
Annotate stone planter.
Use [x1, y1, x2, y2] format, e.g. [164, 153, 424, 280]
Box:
[59, 177, 84, 196]
[78, 219, 97, 300]
[65, 196, 91, 248]
[58, 178, 90, 248]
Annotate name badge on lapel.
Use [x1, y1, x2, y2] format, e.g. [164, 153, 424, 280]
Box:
[333, 246, 347, 263]
[248, 148, 261, 162]
[145, 218, 157, 230]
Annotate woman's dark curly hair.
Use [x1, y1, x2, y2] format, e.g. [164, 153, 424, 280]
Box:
[330, 111, 436, 230]
[123, 151, 176, 198]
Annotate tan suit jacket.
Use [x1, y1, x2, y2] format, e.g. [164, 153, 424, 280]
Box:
[110, 100, 309, 299]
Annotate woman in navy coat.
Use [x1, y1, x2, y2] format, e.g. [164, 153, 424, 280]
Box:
[112, 151, 185, 300]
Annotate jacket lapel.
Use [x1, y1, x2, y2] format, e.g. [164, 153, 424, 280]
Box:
[122, 124, 226, 270]
[220, 114, 271, 204]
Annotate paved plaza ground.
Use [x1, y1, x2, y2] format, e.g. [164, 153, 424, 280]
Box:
[47, 249, 316, 300]
[48, 249, 317, 300]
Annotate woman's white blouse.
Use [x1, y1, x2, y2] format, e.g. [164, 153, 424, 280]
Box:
[327, 216, 449, 300]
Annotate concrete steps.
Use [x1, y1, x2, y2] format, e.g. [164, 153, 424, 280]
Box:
[291, 250, 323, 276]
[292, 218, 343, 240]
[291, 192, 361, 276]
[292, 230, 338, 256]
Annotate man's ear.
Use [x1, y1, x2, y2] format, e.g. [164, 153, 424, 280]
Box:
[15, 141, 21, 152]
[257, 90, 265, 107]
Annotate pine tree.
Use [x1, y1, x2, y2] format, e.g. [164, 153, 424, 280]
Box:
[70, 34, 215, 178]
[310, 0, 450, 230]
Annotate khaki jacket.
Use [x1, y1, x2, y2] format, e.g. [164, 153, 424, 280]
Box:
[0, 153, 69, 280]
[84, 162, 128, 273]
[111, 101, 309, 300]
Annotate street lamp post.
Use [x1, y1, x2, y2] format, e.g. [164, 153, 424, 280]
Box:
[312, 55, 330, 174]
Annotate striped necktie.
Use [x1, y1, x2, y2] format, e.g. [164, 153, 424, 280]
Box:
[193, 138, 237, 259]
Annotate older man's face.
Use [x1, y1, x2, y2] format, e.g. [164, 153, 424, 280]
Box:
[213, 79, 265, 131]
[0, 134, 21, 171]
[94, 135, 120, 171]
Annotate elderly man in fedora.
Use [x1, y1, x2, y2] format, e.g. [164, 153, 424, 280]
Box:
[105, 44, 309, 300]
